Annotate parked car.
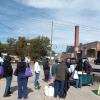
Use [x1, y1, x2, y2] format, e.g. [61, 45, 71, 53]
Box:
[94, 58, 100, 64]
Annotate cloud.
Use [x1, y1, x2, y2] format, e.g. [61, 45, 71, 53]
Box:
[15, 0, 100, 10]
[14, 0, 100, 26]
[15, 0, 80, 9]
[52, 0, 100, 31]
[1, 0, 100, 52]
[14, 18, 52, 38]
[15, 0, 65, 8]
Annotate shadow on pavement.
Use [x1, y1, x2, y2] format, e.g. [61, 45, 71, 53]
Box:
[92, 90, 98, 95]
[49, 83, 54, 87]
[27, 87, 34, 94]
[11, 86, 33, 94]
[11, 86, 17, 93]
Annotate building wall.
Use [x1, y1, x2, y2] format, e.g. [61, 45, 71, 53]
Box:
[81, 41, 100, 62]
[66, 41, 100, 61]
[97, 42, 100, 51]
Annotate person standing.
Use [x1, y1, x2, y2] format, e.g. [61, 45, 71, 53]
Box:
[83, 60, 93, 85]
[51, 59, 58, 80]
[3, 55, 13, 97]
[34, 59, 41, 89]
[43, 58, 50, 82]
[75, 59, 84, 88]
[17, 56, 28, 99]
[54, 57, 68, 98]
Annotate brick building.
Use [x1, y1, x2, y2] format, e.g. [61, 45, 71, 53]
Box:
[79, 41, 100, 59]
[65, 41, 100, 62]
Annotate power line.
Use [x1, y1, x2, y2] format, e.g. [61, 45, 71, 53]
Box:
[1, 1, 100, 32]
[0, 17, 100, 34]
[0, 22, 16, 31]
[0, 10, 100, 34]
[0, 8, 100, 32]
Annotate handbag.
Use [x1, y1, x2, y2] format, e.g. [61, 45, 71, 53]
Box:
[25, 63, 33, 77]
[73, 70, 79, 79]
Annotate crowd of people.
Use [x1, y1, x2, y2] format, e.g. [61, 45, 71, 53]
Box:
[0, 53, 93, 99]
[51, 57, 93, 98]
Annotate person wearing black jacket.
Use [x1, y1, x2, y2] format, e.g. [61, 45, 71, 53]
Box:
[16, 56, 28, 99]
[43, 58, 50, 82]
[75, 59, 84, 88]
[3, 55, 13, 97]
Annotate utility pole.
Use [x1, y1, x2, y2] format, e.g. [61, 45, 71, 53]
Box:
[50, 20, 53, 65]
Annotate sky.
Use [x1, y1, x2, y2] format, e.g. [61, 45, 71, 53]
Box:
[0, 0, 100, 52]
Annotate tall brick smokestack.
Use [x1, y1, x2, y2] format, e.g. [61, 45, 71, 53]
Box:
[74, 25, 79, 52]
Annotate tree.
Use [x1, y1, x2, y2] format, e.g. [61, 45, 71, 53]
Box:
[7, 37, 16, 46]
[15, 37, 27, 56]
[1, 36, 53, 58]
[6, 37, 16, 54]
[0, 42, 4, 52]
[29, 36, 50, 59]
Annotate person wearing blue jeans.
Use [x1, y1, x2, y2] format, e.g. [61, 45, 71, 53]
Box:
[34, 72, 40, 88]
[18, 73, 28, 99]
[3, 55, 13, 97]
[75, 59, 84, 88]
[54, 58, 68, 98]
[4, 76, 12, 96]
[17, 56, 28, 99]
[34, 59, 41, 89]
[54, 80, 65, 98]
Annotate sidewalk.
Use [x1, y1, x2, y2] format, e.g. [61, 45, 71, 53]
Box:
[0, 66, 100, 100]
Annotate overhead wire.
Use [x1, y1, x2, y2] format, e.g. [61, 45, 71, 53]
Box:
[0, 1, 100, 51]
[0, 1, 100, 32]
[0, 16, 100, 34]
[0, 2, 100, 39]
[0, 7, 100, 32]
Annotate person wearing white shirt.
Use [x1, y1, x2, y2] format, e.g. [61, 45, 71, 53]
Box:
[34, 59, 41, 89]
[68, 64, 76, 74]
